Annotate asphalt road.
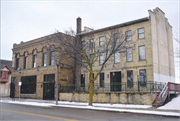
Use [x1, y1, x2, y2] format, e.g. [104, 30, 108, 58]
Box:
[0, 102, 179, 121]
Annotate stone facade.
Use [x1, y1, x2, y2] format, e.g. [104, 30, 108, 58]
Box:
[76, 7, 175, 91]
[11, 33, 75, 99]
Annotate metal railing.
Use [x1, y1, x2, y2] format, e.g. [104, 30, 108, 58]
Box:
[59, 81, 166, 93]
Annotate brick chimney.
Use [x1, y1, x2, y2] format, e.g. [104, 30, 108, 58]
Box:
[76, 17, 81, 34]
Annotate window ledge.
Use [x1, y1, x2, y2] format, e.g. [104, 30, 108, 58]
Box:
[138, 59, 146, 62]
[138, 38, 145, 40]
[20, 94, 36, 95]
[126, 61, 133, 63]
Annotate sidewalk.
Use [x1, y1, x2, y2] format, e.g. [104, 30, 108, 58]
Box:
[0, 97, 179, 117]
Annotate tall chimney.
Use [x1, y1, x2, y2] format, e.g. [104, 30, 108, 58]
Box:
[77, 17, 81, 34]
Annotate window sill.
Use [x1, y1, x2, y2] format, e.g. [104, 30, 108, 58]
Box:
[126, 61, 133, 63]
[20, 94, 36, 95]
[138, 38, 145, 40]
[138, 59, 146, 62]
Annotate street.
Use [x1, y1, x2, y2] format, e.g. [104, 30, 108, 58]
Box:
[0, 102, 179, 121]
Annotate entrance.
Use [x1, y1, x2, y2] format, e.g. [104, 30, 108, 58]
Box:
[43, 74, 55, 100]
[110, 72, 121, 91]
[10, 77, 15, 98]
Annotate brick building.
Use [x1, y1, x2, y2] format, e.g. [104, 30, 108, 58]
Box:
[75, 7, 175, 92]
[11, 32, 75, 99]
[0, 59, 12, 96]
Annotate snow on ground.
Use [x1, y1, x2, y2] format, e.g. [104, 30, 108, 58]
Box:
[158, 95, 180, 110]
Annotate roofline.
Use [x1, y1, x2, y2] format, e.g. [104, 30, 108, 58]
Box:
[77, 17, 150, 36]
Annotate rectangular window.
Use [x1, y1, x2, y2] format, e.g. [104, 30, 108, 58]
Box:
[126, 30, 132, 41]
[127, 70, 133, 87]
[81, 41, 85, 50]
[33, 55, 37, 68]
[139, 45, 146, 60]
[81, 56, 85, 67]
[99, 53, 104, 65]
[81, 74, 85, 87]
[99, 37, 104, 46]
[21, 76, 36, 94]
[114, 33, 119, 44]
[51, 51, 55, 65]
[139, 69, 146, 86]
[12, 54, 15, 67]
[0, 72, 2, 78]
[16, 58, 20, 70]
[114, 51, 120, 63]
[89, 39, 94, 49]
[3, 72, 6, 78]
[99, 73, 104, 87]
[126, 47, 132, 62]
[24, 57, 28, 69]
[138, 28, 145, 39]
[43, 53, 47, 66]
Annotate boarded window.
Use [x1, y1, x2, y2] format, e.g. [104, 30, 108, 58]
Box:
[126, 47, 132, 62]
[139, 46, 146, 60]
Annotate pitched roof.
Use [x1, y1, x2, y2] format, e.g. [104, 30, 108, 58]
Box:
[0, 59, 12, 70]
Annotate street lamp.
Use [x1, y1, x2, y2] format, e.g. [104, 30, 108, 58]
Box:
[56, 58, 60, 105]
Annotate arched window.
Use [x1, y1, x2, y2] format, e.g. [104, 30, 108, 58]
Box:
[32, 49, 37, 68]
[16, 53, 20, 70]
[24, 51, 28, 69]
[42, 47, 47, 66]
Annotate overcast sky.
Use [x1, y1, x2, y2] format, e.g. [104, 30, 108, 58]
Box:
[1, 0, 180, 82]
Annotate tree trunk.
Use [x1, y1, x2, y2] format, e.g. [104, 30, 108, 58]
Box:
[89, 73, 93, 106]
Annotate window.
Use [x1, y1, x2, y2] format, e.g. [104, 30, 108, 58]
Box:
[99, 53, 104, 65]
[126, 30, 132, 41]
[24, 56, 28, 69]
[99, 73, 104, 87]
[81, 41, 85, 50]
[127, 70, 133, 87]
[12, 54, 15, 67]
[126, 47, 132, 62]
[81, 56, 85, 67]
[90, 54, 94, 66]
[16, 58, 20, 70]
[114, 33, 119, 44]
[43, 53, 47, 66]
[89, 39, 94, 49]
[21, 76, 36, 94]
[33, 55, 37, 68]
[139, 69, 146, 86]
[50, 51, 55, 65]
[99, 37, 104, 46]
[0, 72, 2, 78]
[81, 74, 85, 87]
[138, 28, 145, 39]
[3, 72, 6, 78]
[139, 45, 146, 60]
[114, 51, 120, 63]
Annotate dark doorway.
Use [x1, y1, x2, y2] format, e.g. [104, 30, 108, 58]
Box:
[43, 74, 55, 100]
[110, 72, 121, 91]
[10, 77, 16, 98]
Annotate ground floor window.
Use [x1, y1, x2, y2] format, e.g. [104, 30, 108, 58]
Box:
[21, 76, 36, 94]
[139, 69, 146, 86]
[99, 73, 104, 87]
[81, 74, 85, 87]
[127, 70, 133, 87]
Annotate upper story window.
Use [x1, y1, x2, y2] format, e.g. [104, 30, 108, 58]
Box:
[126, 30, 132, 41]
[139, 45, 146, 60]
[81, 41, 85, 50]
[16, 58, 20, 70]
[90, 54, 94, 66]
[114, 33, 119, 44]
[138, 28, 145, 39]
[99, 52, 104, 65]
[99, 37, 104, 46]
[43, 53, 47, 66]
[3, 72, 6, 78]
[89, 39, 94, 49]
[126, 47, 132, 62]
[81, 56, 85, 67]
[33, 55, 37, 68]
[24, 56, 28, 69]
[50, 51, 55, 65]
[114, 51, 120, 63]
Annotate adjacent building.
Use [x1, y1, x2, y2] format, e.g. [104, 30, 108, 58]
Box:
[0, 59, 12, 96]
[75, 7, 175, 92]
[11, 32, 75, 99]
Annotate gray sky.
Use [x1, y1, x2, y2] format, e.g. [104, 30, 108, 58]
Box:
[1, 0, 180, 82]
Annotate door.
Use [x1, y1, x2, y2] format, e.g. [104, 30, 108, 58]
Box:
[10, 77, 15, 98]
[43, 74, 55, 100]
[110, 72, 121, 91]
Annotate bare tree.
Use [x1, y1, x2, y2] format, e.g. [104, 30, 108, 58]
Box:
[53, 28, 129, 106]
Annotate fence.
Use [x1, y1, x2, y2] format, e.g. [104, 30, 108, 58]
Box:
[59, 81, 166, 93]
